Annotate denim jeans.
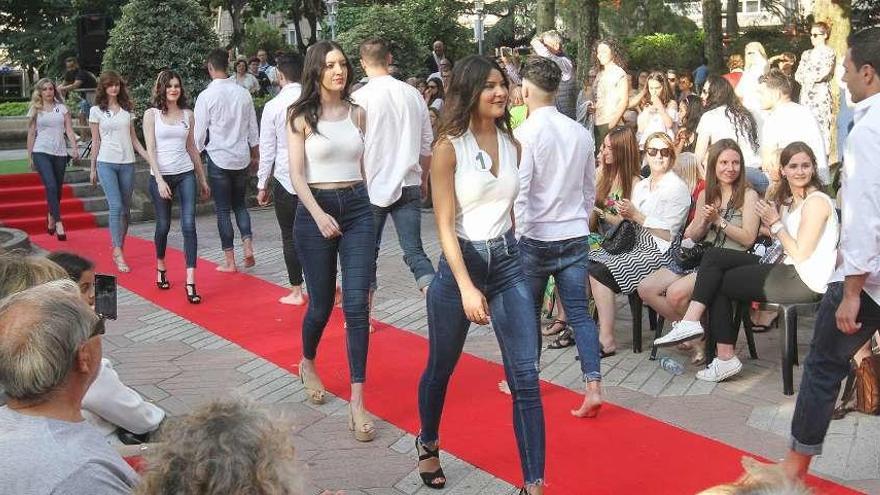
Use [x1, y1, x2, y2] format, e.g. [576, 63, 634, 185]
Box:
[207, 155, 252, 251]
[419, 230, 545, 485]
[371, 185, 435, 290]
[294, 183, 375, 383]
[519, 236, 602, 382]
[32, 152, 67, 222]
[272, 181, 303, 286]
[745, 167, 769, 196]
[149, 171, 198, 268]
[97, 162, 135, 248]
[790, 282, 880, 455]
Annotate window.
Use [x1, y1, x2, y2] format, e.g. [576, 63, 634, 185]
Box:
[0, 72, 23, 98]
[738, 0, 761, 13]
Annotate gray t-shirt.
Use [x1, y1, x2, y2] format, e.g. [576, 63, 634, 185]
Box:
[0, 406, 138, 494]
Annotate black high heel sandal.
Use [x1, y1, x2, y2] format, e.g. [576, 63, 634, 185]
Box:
[185, 283, 201, 304]
[415, 437, 446, 489]
[156, 269, 170, 290]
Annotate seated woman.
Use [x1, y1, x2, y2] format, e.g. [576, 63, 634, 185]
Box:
[638, 140, 760, 363]
[589, 132, 692, 356]
[672, 151, 705, 224]
[674, 94, 702, 155]
[589, 125, 642, 237]
[636, 71, 678, 149]
[654, 142, 839, 383]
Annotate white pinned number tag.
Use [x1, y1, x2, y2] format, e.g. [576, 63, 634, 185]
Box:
[475, 150, 492, 172]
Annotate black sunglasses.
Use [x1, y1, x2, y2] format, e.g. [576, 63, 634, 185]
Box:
[646, 147, 672, 158]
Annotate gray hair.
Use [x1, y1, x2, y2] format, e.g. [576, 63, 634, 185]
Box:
[542, 30, 563, 48]
[0, 280, 97, 402]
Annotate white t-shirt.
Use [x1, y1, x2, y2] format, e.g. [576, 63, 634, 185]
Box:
[88, 106, 136, 164]
[234, 73, 260, 94]
[595, 65, 628, 126]
[696, 105, 761, 168]
[29, 103, 69, 156]
[762, 101, 830, 184]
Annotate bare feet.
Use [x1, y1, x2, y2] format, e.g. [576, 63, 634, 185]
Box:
[216, 264, 237, 273]
[334, 282, 342, 305]
[498, 379, 511, 395]
[243, 238, 255, 267]
[571, 384, 602, 418]
[279, 286, 305, 305]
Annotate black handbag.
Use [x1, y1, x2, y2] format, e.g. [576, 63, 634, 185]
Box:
[601, 220, 638, 255]
[671, 200, 736, 271]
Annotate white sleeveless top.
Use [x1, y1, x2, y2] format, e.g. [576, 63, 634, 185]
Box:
[29, 103, 68, 157]
[450, 129, 519, 241]
[304, 108, 364, 184]
[151, 108, 194, 175]
[782, 191, 839, 294]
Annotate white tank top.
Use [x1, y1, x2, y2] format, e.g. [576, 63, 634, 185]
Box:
[782, 191, 839, 294]
[450, 129, 519, 241]
[152, 109, 194, 175]
[304, 107, 364, 184]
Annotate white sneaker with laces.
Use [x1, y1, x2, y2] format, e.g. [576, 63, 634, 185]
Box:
[653, 320, 705, 346]
[696, 356, 743, 382]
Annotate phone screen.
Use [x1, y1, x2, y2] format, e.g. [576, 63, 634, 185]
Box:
[94, 274, 117, 320]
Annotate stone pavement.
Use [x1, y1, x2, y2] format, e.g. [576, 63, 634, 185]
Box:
[105, 206, 879, 494]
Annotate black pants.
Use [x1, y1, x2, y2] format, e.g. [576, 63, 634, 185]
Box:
[272, 180, 303, 286]
[691, 248, 820, 345]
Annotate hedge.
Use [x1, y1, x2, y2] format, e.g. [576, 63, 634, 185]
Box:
[0, 102, 28, 117]
[624, 32, 705, 72]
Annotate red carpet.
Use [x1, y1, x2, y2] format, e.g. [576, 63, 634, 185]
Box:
[32, 229, 862, 494]
[0, 173, 96, 233]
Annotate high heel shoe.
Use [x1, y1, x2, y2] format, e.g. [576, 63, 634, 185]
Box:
[415, 437, 446, 489]
[185, 283, 201, 304]
[299, 362, 325, 404]
[348, 405, 375, 442]
[156, 269, 170, 290]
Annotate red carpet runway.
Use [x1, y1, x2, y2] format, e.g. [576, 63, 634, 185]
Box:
[0, 173, 96, 234]
[32, 229, 862, 494]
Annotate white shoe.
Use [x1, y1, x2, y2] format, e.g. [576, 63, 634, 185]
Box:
[696, 356, 743, 382]
[653, 320, 705, 346]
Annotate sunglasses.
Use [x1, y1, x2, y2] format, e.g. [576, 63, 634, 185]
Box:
[646, 147, 672, 158]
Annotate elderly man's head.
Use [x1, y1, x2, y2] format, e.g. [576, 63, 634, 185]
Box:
[432, 40, 445, 55]
[0, 281, 103, 407]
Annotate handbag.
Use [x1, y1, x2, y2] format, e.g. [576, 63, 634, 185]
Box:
[600, 219, 638, 255]
[833, 352, 880, 419]
[671, 201, 737, 271]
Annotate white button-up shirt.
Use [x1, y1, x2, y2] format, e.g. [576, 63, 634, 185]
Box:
[834, 91, 880, 305]
[632, 171, 691, 253]
[194, 77, 259, 170]
[514, 106, 596, 241]
[257, 83, 302, 194]
[352, 75, 433, 207]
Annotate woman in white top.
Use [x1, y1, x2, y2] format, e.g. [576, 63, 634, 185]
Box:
[416, 55, 545, 494]
[88, 71, 153, 272]
[736, 41, 769, 119]
[635, 71, 678, 148]
[142, 70, 210, 304]
[656, 142, 838, 383]
[286, 41, 375, 444]
[232, 58, 260, 95]
[589, 132, 691, 356]
[26, 78, 79, 241]
[423, 76, 444, 111]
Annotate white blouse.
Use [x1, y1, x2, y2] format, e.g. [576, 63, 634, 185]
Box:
[631, 171, 691, 252]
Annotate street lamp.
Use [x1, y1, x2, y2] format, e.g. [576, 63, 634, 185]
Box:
[474, 0, 485, 56]
[324, 0, 339, 41]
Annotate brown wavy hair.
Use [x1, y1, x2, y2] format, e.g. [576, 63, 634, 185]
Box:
[704, 139, 748, 210]
[150, 69, 189, 112]
[95, 71, 133, 112]
[596, 126, 639, 208]
[639, 71, 673, 110]
[435, 55, 513, 143]
[772, 141, 824, 207]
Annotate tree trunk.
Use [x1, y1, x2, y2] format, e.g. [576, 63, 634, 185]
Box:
[566, 0, 600, 83]
[536, 0, 556, 33]
[725, 0, 739, 36]
[812, 0, 851, 162]
[228, 3, 244, 51]
[702, 0, 724, 73]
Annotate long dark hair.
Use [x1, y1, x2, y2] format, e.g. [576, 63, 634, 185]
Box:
[704, 139, 748, 210]
[639, 71, 672, 109]
[435, 55, 513, 143]
[95, 71, 133, 112]
[680, 94, 703, 133]
[596, 126, 639, 207]
[288, 41, 354, 136]
[703, 75, 758, 153]
[425, 76, 444, 106]
[773, 141, 825, 207]
[151, 70, 188, 112]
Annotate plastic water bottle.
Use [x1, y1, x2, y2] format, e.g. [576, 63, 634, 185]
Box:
[659, 357, 685, 376]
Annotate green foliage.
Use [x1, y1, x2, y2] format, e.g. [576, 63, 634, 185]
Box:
[242, 17, 287, 56]
[727, 28, 810, 60]
[0, 0, 76, 77]
[102, 0, 219, 118]
[0, 102, 29, 117]
[624, 32, 706, 71]
[600, 0, 699, 38]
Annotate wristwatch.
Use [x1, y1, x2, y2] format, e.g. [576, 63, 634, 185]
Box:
[718, 219, 729, 231]
[770, 222, 784, 236]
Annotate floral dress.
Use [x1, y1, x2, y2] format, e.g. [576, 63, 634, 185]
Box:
[795, 45, 836, 152]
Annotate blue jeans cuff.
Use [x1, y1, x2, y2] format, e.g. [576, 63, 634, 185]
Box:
[790, 436, 822, 456]
[584, 372, 602, 383]
[416, 273, 435, 290]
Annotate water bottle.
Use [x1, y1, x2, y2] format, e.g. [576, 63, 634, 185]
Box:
[659, 357, 685, 376]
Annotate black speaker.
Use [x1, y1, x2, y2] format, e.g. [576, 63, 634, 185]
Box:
[77, 13, 112, 74]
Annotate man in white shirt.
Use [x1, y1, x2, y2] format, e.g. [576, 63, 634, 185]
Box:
[781, 26, 880, 481]
[256, 54, 305, 305]
[195, 48, 260, 272]
[352, 38, 435, 294]
[757, 69, 830, 186]
[513, 56, 603, 418]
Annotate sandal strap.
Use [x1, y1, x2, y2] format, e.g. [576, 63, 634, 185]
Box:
[416, 438, 440, 460]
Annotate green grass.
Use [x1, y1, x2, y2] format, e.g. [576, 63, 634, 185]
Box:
[0, 159, 31, 175]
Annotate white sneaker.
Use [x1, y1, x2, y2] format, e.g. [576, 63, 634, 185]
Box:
[653, 320, 705, 347]
[696, 356, 743, 382]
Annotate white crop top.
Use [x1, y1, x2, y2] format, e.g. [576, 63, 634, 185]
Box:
[450, 129, 519, 241]
[304, 108, 364, 184]
[151, 108, 194, 176]
[782, 191, 839, 294]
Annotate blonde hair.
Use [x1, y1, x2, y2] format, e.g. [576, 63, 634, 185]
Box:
[673, 152, 702, 191]
[0, 254, 69, 300]
[28, 78, 63, 122]
[744, 42, 768, 68]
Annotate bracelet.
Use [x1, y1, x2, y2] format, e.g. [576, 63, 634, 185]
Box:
[719, 219, 729, 231]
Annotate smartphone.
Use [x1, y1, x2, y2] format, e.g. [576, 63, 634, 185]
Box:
[94, 274, 117, 321]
